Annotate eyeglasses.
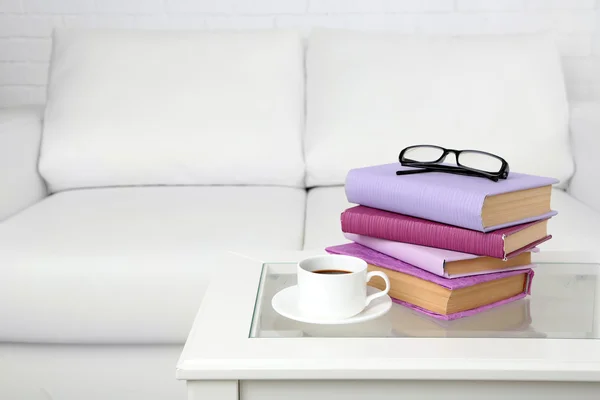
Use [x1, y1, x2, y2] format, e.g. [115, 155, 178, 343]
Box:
[397, 145, 510, 182]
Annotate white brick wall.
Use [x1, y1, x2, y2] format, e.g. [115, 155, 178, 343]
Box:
[0, 0, 598, 107]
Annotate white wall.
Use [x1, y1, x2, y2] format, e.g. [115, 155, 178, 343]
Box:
[0, 0, 598, 107]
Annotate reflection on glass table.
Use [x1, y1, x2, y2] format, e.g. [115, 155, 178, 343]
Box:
[250, 262, 598, 339]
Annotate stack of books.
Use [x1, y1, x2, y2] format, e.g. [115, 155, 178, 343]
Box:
[326, 163, 558, 320]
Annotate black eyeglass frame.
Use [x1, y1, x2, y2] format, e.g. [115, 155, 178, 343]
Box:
[397, 145, 510, 182]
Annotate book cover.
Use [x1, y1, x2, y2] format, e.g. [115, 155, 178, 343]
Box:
[345, 163, 558, 232]
[344, 232, 536, 278]
[341, 205, 551, 259]
[326, 243, 534, 320]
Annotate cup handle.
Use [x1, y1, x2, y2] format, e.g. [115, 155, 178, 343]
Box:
[365, 271, 391, 307]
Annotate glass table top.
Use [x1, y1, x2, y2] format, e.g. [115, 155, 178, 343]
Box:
[249, 262, 600, 339]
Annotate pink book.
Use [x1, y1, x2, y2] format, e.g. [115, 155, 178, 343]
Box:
[344, 232, 536, 278]
[326, 243, 534, 321]
[341, 205, 552, 259]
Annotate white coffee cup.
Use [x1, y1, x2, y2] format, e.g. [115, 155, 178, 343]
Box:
[297, 254, 391, 320]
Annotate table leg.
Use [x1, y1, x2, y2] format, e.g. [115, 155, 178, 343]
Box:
[187, 381, 238, 400]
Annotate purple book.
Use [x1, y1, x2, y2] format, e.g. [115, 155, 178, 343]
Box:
[341, 205, 552, 259]
[344, 232, 536, 278]
[345, 163, 558, 232]
[326, 243, 534, 320]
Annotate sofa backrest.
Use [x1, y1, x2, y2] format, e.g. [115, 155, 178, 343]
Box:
[39, 29, 305, 192]
[305, 30, 573, 187]
[40, 29, 574, 192]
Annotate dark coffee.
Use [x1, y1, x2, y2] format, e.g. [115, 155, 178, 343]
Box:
[313, 269, 351, 275]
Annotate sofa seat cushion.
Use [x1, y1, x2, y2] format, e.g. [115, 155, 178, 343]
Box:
[306, 30, 572, 187]
[304, 186, 350, 250]
[544, 189, 600, 255]
[0, 186, 306, 344]
[40, 29, 305, 191]
[303, 186, 600, 258]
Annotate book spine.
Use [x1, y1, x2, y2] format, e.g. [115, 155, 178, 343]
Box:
[341, 210, 506, 258]
[345, 169, 485, 231]
[346, 232, 447, 275]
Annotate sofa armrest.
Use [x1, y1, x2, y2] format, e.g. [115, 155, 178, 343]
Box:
[0, 106, 47, 221]
[568, 102, 600, 213]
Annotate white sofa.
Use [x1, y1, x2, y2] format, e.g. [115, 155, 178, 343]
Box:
[1, 28, 600, 400]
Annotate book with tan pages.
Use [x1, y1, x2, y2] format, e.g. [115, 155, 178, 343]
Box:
[326, 243, 534, 320]
[341, 206, 551, 259]
[344, 233, 535, 278]
[345, 163, 558, 232]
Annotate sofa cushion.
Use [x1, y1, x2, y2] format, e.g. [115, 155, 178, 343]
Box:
[1, 344, 184, 400]
[303, 186, 600, 258]
[0, 186, 305, 344]
[304, 186, 350, 250]
[543, 189, 600, 255]
[568, 102, 600, 213]
[305, 30, 573, 187]
[40, 29, 305, 192]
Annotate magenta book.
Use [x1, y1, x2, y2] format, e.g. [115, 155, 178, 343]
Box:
[341, 205, 552, 259]
[345, 163, 558, 232]
[326, 243, 534, 321]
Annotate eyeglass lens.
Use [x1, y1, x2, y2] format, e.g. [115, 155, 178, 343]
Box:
[403, 146, 444, 163]
[458, 151, 502, 173]
[404, 146, 502, 173]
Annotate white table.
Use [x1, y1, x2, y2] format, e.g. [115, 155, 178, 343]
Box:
[177, 251, 600, 399]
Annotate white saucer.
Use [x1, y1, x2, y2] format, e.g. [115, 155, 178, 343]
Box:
[271, 286, 392, 325]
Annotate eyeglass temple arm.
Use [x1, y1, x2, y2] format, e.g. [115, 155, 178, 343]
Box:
[396, 167, 499, 182]
[395, 169, 431, 176]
